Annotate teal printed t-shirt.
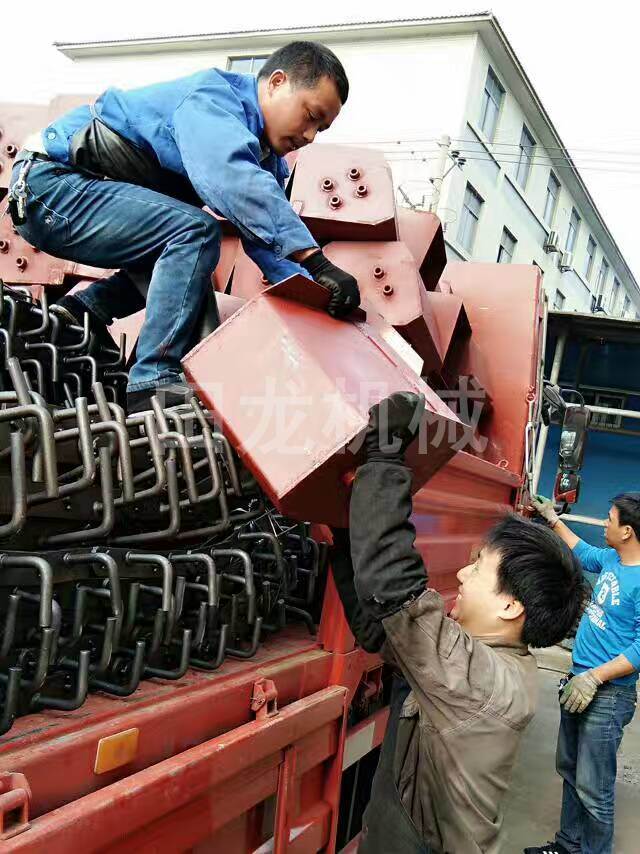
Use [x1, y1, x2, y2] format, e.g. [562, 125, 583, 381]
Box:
[572, 539, 640, 686]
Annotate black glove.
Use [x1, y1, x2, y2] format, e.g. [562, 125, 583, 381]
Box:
[300, 250, 361, 318]
[365, 392, 426, 463]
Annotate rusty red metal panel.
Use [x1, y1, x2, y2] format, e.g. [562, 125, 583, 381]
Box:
[397, 207, 447, 291]
[0, 96, 94, 191]
[0, 104, 47, 190]
[230, 242, 270, 298]
[0, 629, 328, 819]
[289, 144, 397, 242]
[183, 277, 464, 526]
[439, 262, 542, 475]
[216, 292, 246, 324]
[422, 290, 471, 368]
[323, 241, 443, 373]
[0, 215, 109, 285]
[102, 292, 245, 359]
[3, 686, 347, 853]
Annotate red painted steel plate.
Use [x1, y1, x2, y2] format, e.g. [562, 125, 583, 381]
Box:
[0, 214, 108, 285]
[183, 276, 464, 526]
[289, 144, 397, 242]
[3, 686, 347, 853]
[422, 290, 471, 366]
[396, 207, 447, 290]
[0, 103, 47, 190]
[323, 241, 442, 372]
[439, 262, 543, 475]
[0, 627, 327, 819]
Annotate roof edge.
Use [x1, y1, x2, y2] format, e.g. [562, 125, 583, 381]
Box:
[54, 13, 492, 52]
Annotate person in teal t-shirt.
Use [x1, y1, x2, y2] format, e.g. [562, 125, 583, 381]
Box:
[525, 493, 640, 854]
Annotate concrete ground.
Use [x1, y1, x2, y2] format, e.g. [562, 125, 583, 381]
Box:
[502, 645, 640, 853]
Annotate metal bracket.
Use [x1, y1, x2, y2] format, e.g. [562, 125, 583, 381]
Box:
[250, 677, 278, 721]
[0, 772, 31, 840]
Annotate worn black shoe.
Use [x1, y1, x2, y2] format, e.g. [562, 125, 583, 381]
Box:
[53, 294, 116, 354]
[523, 843, 570, 854]
[127, 382, 195, 414]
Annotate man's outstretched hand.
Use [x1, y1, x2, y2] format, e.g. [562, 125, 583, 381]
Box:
[300, 250, 361, 318]
[365, 392, 426, 463]
[530, 494, 560, 527]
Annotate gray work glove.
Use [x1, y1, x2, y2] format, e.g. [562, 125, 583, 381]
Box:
[531, 494, 560, 527]
[560, 670, 602, 714]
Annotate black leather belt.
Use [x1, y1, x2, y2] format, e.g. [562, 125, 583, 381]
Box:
[14, 150, 51, 166]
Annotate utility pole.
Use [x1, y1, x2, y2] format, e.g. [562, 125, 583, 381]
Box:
[428, 134, 451, 213]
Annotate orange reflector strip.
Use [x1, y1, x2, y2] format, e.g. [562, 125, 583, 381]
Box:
[94, 728, 139, 775]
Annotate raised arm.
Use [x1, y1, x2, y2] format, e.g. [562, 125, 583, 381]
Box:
[349, 394, 495, 714]
[172, 81, 317, 260]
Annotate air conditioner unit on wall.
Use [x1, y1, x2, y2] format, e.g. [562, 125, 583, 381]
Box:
[559, 252, 574, 272]
[544, 230, 560, 253]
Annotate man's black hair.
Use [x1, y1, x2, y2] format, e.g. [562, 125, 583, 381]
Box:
[485, 514, 586, 648]
[258, 41, 349, 104]
[612, 492, 640, 541]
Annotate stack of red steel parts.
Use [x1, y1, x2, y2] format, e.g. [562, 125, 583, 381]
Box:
[0, 98, 544, 852]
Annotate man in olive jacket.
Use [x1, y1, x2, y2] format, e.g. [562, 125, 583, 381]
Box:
[332, 393, 585, 853]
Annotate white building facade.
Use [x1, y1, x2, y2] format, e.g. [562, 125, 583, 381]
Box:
[54, 14, 640, 317]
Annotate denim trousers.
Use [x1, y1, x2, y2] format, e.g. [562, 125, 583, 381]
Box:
[11, 159, 221, 391]
[556, 680, 637, 854]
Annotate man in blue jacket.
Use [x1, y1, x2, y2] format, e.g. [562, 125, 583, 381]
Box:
[7, 41, 359, 412]
[526, 493, 640, 854]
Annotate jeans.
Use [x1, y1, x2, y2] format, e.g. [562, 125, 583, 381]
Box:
[556, 680, 637, 854]
[11, 159, 221, 391]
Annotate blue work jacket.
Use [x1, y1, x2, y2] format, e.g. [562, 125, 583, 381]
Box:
[42, 68, 317, 282]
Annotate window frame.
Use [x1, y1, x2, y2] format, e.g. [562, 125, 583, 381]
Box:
[609, 278, 621, 313]
[457, 183, 484, 254]
[497, 226, 517, 263]
[584, 235, 597, 281]
[543, 171, 560, 226]
[515, 124, 536, 190]
[565, 207, 581, 254]
[596, 257, 610, 295]
[479, 66, 505, 142]
[227, 55, 269, 75]
[590, 391, 626, 430]
[553, 289, 566, 310]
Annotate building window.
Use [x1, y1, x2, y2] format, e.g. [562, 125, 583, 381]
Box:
[553, 289, 566, 310]
[228, 55, 269, 75]
[623, 295, 631, 316]
[585, 391, 626, 430]
[584, 236, 596, 281]
[479, 66, 504, 141]
[596, 257, 609, 295]
[565, 208, 581, 253]
[515, 125, 535, 189]
[457, 183, 483, 253]
[497, 227, 517, 263]
[609, 278, 621, 313]
[543, 172, 560, 225]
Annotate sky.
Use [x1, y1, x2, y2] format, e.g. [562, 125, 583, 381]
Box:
[3, 0, 639, 277]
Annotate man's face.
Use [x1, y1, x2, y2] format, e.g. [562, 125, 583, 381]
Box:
[450, 547, 524, 638]
[260, 70, 342, 156]
[604, 505, 627, 548]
